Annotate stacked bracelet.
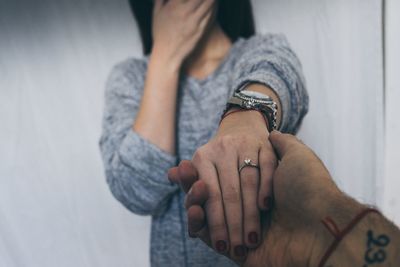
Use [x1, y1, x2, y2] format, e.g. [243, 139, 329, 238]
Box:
[222, 90, 278, 132]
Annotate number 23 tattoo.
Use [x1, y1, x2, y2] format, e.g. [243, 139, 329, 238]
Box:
[363, 230, 390, 266]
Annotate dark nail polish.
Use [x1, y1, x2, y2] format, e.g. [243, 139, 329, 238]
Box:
[248, 232, 258, 244]
[216, 240, 227, 253]
[264, 196, 273, 210]
[234, 245, 247, 258]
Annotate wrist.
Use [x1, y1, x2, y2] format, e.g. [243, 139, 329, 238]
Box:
[323, 213, 374, 266]
[325, 211, 400, 266]
[150, 45, 183, 72]
[307, 193, 367, 266]
[219, 107, 270, 132]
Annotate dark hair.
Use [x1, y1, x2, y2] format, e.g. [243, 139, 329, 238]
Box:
[129, 0, 256, 55]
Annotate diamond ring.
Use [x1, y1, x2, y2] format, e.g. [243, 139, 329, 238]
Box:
[238, 158, 259, 173]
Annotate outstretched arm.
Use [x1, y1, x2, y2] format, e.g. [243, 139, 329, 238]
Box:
[184, 34, 309, 261]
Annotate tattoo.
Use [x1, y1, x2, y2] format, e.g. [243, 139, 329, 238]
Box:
[363, 230, 390, 266]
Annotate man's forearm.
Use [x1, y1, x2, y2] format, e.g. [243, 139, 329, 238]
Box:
[325, 211, 400, 267]
[310, 194, 400, 267]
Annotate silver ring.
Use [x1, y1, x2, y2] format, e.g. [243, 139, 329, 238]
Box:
[238, 158, 259, 173]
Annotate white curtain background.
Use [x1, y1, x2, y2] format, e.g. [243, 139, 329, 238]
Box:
[383, 0, 400, 224]
[0, 0, 398, 266]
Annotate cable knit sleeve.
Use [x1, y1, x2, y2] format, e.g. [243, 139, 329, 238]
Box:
[99, 58, 178, 216]
[231, 33, 309, 134]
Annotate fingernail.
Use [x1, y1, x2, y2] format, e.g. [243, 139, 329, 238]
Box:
[216, 240, 227, 253]
[234, 245, 247, 258]
[248, 232, 258, 244]
[264, 196, 273, 210]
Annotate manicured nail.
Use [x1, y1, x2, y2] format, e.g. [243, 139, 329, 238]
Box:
[264, 196, 273, 210]
[234, 245, 247, 258]
[216, 240, 227, 253]
[248, 232, 258, 244]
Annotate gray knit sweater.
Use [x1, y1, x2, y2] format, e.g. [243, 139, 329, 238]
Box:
[99, 33, 308, 267]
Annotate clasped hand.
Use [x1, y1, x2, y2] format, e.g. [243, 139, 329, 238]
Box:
[169, 109, 277, 261]
[169, 131, 342, 266]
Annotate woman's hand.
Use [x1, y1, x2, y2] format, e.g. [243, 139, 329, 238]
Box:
[189, 109, 277, 261]
[151, 0, 216, 68]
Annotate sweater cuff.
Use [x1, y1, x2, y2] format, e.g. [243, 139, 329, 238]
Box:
[118, 129, 177, 186]
[232, 71, 291, 132]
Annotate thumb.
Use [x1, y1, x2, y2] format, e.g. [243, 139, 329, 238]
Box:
[269, 131, 301, 159]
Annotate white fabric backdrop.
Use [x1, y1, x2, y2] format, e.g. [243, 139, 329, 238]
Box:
[383, 0, 400, 223]
[0, 0, 397, 266]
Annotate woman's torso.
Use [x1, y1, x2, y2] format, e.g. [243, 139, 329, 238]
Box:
[147, 37, 247, 267]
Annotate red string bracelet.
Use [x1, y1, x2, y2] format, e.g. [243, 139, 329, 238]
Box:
[219, 108, 270, 131]
[318, 207, 381, 267]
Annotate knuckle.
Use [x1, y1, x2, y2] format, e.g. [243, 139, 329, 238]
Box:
[207, 189, 222, 204]
[192, 147, 208, 164]
[258, 139, 268, 147]
[218, 135, 236, 151]
[283, 133, 302, 146]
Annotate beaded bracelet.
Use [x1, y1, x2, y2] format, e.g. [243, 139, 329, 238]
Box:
[318, 208, 381, 267]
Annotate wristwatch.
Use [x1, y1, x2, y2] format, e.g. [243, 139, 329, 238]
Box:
[223, 87, 278, 131]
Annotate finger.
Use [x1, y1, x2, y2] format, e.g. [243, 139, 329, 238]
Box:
[185, 180, 208, 209]
[195, 160, 229, 255]
[238, 154, 261, 248]
[184, 0, 203, 12]
[178, 160, 199, 193]
[269, 131, 302, 159]
[257, 143, 278, 211]
[187, 205, 211, 246]
[194, 0, 215, 23]
[153, 0, 164, 13]
[167, 166, 179, 183]
[168, 0, 184, 7]
[198, 7, 213, 32]
[216, 155, 247, 261]
[187, 205, 206, 234]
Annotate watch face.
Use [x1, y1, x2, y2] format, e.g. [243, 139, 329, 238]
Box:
[225, 92, 278, 131]
[244, 99, 256, 109]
